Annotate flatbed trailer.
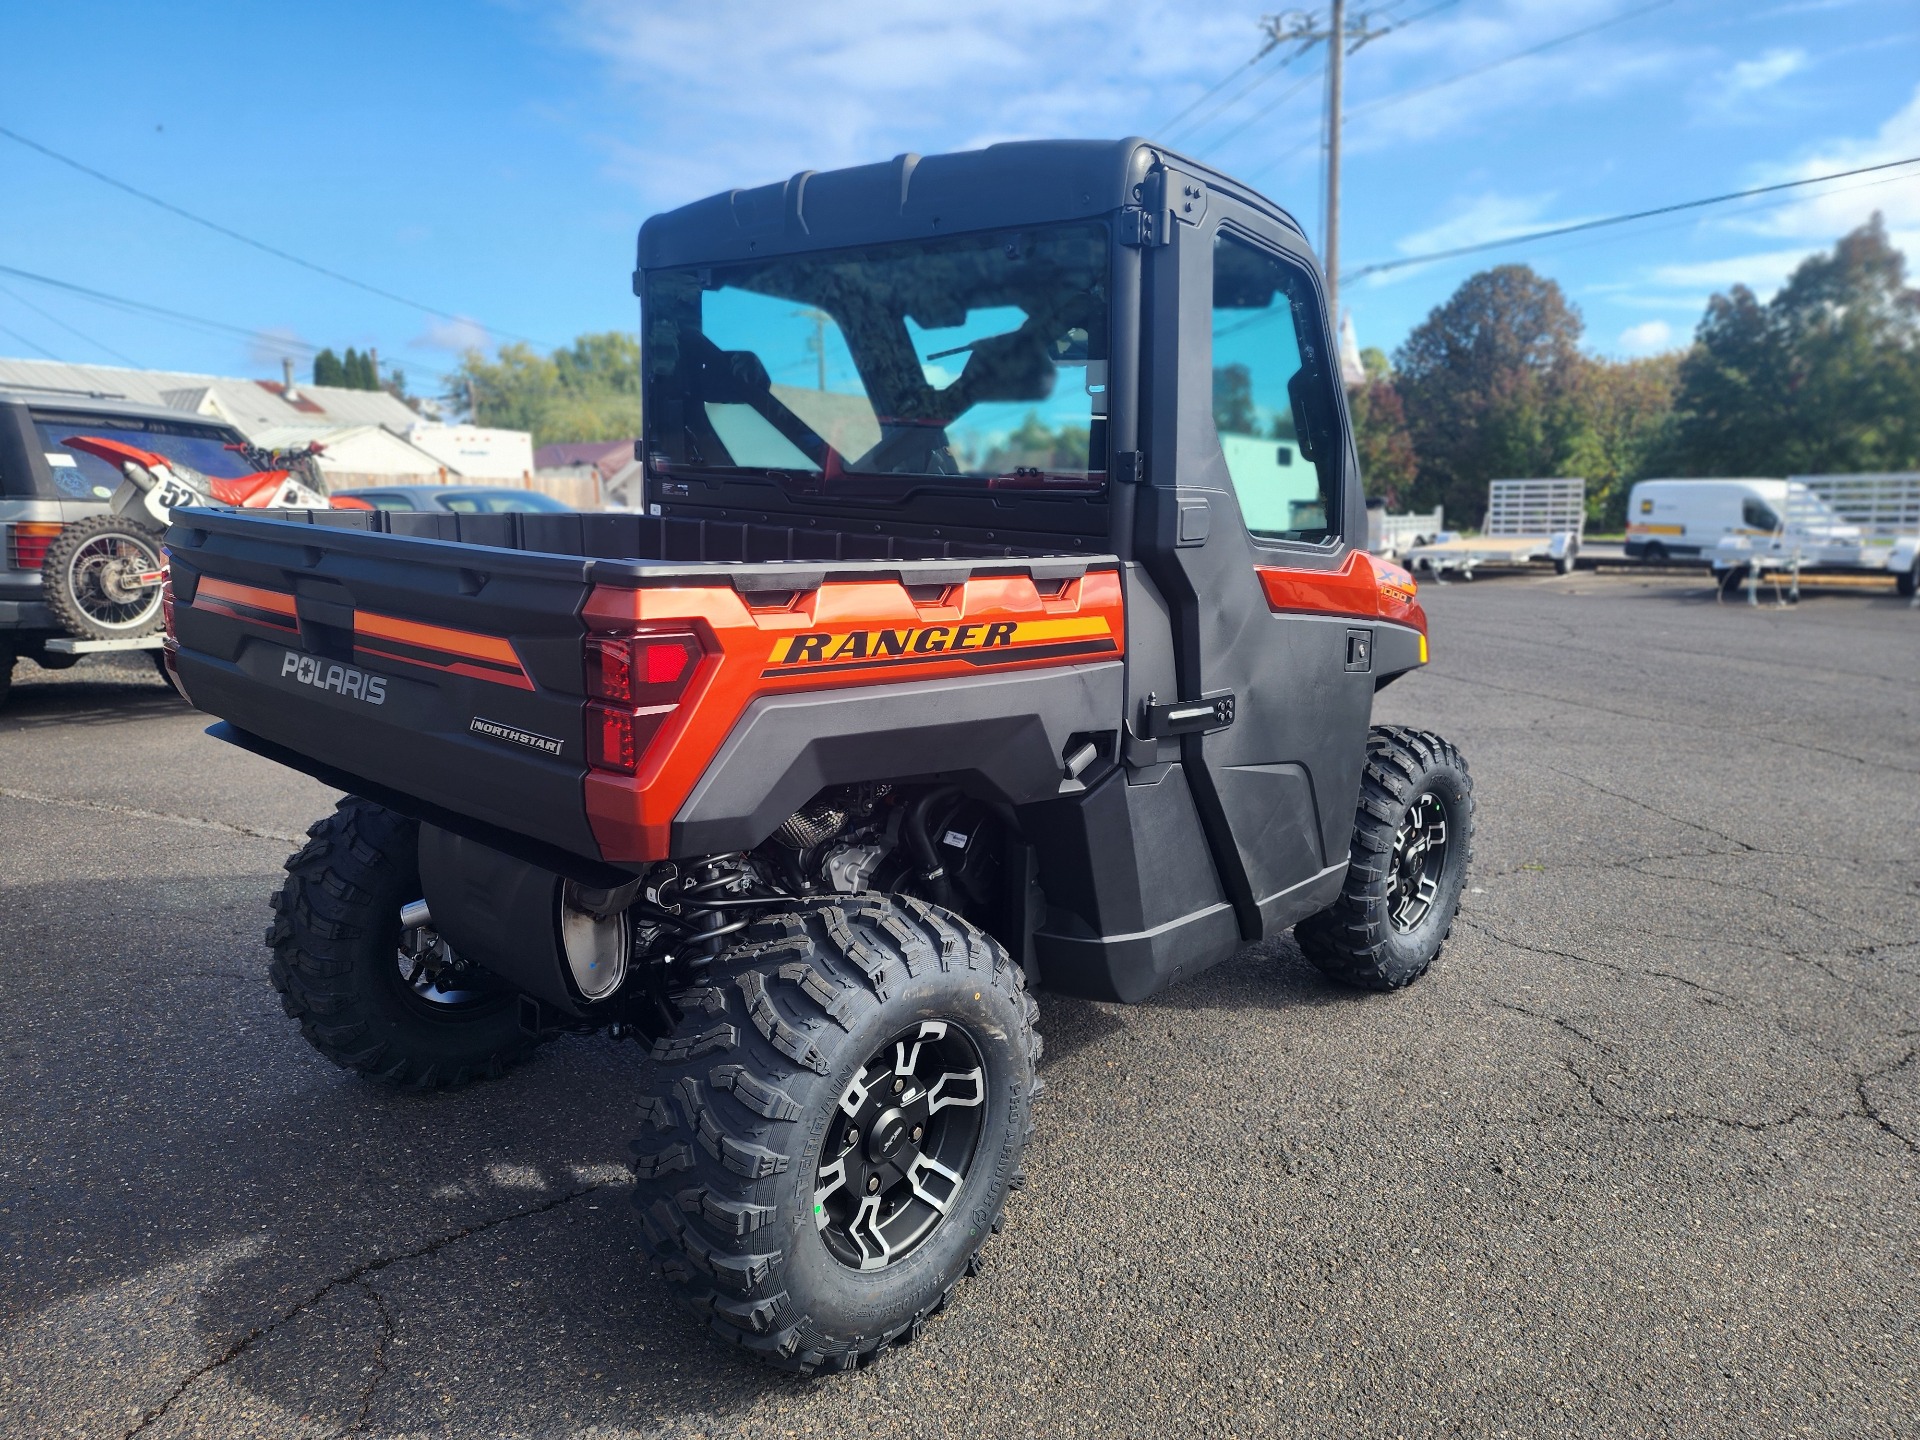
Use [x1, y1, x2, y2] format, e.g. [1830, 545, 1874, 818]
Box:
[1403, 478, 1584, 578]
[1711, 474, 1920, 597]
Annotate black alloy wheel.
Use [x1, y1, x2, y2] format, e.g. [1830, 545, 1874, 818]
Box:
[813, 1021, 987, 1271]
[267, 797, 545, 1089]
[630, 897, 1040, 1373]
[1295, 726, 1474, 991]
[1386, 791, 1451, 933]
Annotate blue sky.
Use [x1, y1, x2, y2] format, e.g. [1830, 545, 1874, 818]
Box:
[1, 0, 1915, 398]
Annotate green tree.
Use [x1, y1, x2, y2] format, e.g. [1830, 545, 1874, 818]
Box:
[312, 348, 345, 387]
[1349, 377, 1418, 506]
[975, 412, 1090, 473]
[1668, 214, 1920, 476]
[1211, 363, 1256, 435]
[1560, 354, 1681, 527]
[451, 332, 641, 444]
[1394, 264, 1587, 523]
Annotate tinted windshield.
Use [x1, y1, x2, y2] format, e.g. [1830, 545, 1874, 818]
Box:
[31, 412, 254, 501]
[644, 224, 1108, 495]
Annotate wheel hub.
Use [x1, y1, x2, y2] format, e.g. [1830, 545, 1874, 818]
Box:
[813, 1020, 986, 1271]
[1386, 790, 1450, 932]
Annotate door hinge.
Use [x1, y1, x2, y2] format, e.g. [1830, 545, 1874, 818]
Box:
[1142, 690, 1236, 738]
[1118, 206, 1166, 248]
[1110, 450, 1145, 485]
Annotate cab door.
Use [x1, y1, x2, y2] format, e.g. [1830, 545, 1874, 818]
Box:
[1132, 175, 1375, 939]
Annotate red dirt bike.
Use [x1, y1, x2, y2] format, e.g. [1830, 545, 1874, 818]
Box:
[40, 437, 371, 640]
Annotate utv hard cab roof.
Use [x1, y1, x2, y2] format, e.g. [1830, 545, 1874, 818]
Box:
[635, 137, 1307, 272]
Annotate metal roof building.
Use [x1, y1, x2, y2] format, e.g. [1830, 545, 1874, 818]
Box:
[0, 357, 534, 484]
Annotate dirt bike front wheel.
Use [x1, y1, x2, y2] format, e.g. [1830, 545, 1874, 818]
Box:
[42, 514, 167, 640]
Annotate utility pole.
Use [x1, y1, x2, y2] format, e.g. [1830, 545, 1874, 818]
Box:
[1258, 7, 1393, 336]
[1325, 0, 1345, 329]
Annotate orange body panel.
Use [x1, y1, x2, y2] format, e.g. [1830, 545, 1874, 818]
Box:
[191, 577, 533, 688]
[582, 568, 1126, 863]
[1254, 550, 1427, 634]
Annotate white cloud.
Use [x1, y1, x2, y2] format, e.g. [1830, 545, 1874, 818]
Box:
[555, 0, 1254, 208]
[1616, 319, 1674, 354]
[1714, 47, 1808, 104]
[1395, 191, 1567, 257]
[1729, 83, 1920, 246]
[413, 316, 491, 353]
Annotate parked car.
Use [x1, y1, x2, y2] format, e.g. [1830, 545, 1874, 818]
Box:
[336, 485, 575, 514]
[0, 388, 256, 706]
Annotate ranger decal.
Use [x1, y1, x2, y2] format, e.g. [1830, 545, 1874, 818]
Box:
[763, 617, 1117, 677]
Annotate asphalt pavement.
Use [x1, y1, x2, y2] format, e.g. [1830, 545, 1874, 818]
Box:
[1, 570, 1916, 1439]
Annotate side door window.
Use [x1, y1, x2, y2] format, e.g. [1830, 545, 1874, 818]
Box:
[1209, 233, 1341, 545]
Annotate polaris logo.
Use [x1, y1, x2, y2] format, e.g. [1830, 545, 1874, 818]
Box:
[469, 716, 563, 757]
[280, 650, 387, 705]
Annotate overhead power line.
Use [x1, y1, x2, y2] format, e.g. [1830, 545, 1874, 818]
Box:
[1344, 154, 1920, 279]
[0, 280, 143, 366]
[1243, 0, 1675, 185]
[1344, 0, 1676, 118]
[0, 261, 457, 381]
[0, 123, 555, 351]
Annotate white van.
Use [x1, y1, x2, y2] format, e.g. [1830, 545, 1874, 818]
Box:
[1624, 479, 1790, 561]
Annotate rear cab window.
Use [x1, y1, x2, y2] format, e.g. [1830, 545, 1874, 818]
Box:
[30, 411, 254, 501]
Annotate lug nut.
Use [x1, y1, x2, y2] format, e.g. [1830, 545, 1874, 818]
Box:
[845, 1128, 859, 1148]
[893, 1077, 905, 1094]
[867, 1175, 881, 1193]
[911, 1125, 924, 1143]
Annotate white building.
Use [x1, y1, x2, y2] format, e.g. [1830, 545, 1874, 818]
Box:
[0, 357, 534, 488]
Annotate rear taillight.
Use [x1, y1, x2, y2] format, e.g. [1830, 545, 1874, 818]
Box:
[7, 522, 63, 570]
[584, 627, 706, 775]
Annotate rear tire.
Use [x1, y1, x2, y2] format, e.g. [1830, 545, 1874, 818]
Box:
[629, 897, 1040, 1373]
[0, 648, 12, 711]
[1897, 560, 1918, 599]
[41, 514, 166, 640]
[267, 797, 542, 1089]
[1296, 726, 1474, 991]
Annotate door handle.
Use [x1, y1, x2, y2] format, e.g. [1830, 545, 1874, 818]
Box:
[1142, 690, 1235, 737]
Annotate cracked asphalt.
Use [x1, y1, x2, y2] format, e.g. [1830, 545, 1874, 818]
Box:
[2, 569, 1916, 1438]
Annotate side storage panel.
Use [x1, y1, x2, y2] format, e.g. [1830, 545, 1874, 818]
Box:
[1021, 764, 1240, 1003]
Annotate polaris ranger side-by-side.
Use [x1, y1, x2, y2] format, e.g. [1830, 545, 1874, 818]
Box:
[164, 140, 1474, 1372]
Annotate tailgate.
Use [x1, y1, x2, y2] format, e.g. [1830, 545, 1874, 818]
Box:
[167, 510, 605, 864]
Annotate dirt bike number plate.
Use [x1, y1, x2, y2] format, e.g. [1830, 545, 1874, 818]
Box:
[145, 477, 200, 523]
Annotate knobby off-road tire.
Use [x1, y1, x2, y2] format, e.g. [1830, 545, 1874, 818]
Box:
[267, 796, 542, 1089]
[1296, 726, 1474, 991]
[41, 513, 166, 640]
[630, 897, 1041, 1373]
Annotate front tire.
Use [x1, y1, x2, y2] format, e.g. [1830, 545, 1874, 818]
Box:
[630, 898, 1041, 1372]
[1897, 559, 1918, 599]
[41, 514, 166, 639]
[1296, 726, 1474, 991]
[267, 797, 542, 1088]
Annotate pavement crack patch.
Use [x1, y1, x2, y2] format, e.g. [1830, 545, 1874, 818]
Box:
[1542, 766, 1756, 853]
[1853, 1047, 1920, 1155]
[339, 1285, 395, 1440]
[122, 1178, 625, 1439]
[0, 786, 303, 845]
[1463, 918, 1739, 1007]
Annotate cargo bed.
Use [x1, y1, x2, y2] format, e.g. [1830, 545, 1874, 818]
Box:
[167, 507, 1125, 878]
